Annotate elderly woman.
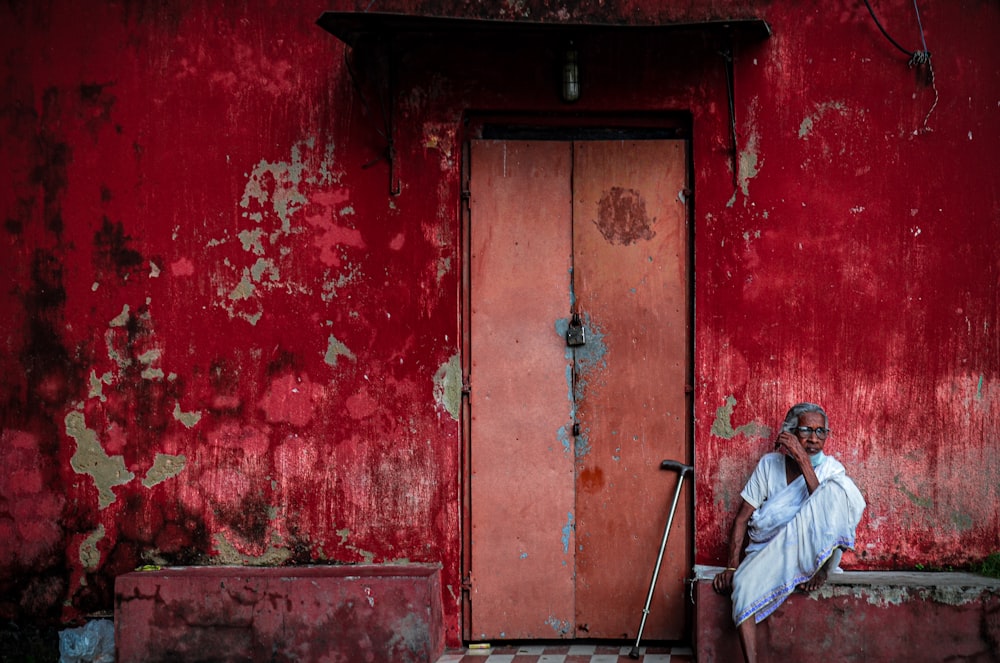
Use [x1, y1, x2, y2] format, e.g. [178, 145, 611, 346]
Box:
[712, 402, 866, 663]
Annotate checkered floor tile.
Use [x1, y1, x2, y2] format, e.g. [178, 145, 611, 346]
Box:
[436, 643, 693, 662]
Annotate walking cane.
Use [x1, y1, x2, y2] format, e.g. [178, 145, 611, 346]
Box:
[629, 459, 694, 659]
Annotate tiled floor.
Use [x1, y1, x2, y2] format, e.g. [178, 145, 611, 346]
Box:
[436, 643, 693, 662]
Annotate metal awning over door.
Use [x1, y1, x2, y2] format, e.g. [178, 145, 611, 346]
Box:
[316, 11, 771, 48]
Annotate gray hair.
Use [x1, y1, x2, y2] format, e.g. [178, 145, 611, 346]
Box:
[781, 402, 829, 432]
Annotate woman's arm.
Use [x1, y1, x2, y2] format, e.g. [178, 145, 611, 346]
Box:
[775, 431, 820, 493]
[712, 498, 756, 594]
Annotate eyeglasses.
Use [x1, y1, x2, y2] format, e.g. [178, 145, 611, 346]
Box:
[792, 426, 830, 440]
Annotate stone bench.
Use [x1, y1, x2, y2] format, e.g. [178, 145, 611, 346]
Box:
[693, 565, 1000, 662]
[115, 564, 444, 663]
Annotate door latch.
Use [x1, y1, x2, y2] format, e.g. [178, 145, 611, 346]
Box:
[566, 313, 586, 347]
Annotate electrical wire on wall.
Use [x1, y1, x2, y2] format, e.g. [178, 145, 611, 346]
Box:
[862, 0, 937, 134]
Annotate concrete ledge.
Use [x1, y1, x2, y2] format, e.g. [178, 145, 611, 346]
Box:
[115, 564, 444, 663]
[693, 565, 1000, 662]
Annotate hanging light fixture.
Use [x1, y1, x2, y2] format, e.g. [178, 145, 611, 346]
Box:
[562, 41, 580, 102]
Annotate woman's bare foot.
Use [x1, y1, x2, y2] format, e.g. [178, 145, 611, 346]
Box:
[797, 566, 828, 591]
[796, 557, 833, 592]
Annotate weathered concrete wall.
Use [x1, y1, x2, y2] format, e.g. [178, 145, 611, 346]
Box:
[1, 0, 997, 646]
[115, 565, 444, 662]
[694, 568, 1000, 661]
[1, 0, 461, 635]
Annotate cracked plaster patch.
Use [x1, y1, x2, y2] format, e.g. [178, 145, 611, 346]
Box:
[65, 410, 135, 509]
[212, 532, 291, 566]
[211, 138, 345, 325]
[324, 334, 356, 367]
[433, 353, 462, 421]
[143, 453, 188, 488]
[173, 402, 203, 428]
[711, 395, 770, 439]
[79, 525, 105, 570]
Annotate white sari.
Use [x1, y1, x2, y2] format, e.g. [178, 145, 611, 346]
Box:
[731, 455, 866, 625]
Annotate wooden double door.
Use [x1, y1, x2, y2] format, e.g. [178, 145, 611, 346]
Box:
[467, 136, 691, 641]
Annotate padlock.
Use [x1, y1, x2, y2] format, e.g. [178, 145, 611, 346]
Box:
[566, 313, 586, 347]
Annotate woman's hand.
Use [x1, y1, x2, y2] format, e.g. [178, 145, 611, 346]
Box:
[776, 429, 821, 493]
[775, 430, 809, 465]
[712, 568, 736, 594]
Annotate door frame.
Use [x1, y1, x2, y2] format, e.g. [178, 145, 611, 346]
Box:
[458, 112, 696, 642]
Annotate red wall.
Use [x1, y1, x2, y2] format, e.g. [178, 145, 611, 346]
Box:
[2, 0, 997, 644]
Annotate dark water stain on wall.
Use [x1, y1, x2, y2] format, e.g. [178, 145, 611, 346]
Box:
[31, 87, 72, 236]
[93, 216, 144, 279]
[593, 186, 656, 245]
[22, 249, 82, 409]
[78, 82, 117, 139]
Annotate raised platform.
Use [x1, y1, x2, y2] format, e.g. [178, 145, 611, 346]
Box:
[694, 565, 1000, 662]
[115, 564, 444, 663]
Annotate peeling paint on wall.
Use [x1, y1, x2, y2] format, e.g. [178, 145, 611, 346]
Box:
[208, 136, 345, 325]
[336, 528, 376, 563]
[433, 353, 461, 421]
[814, 574, 1000, 607]
[325, 334, 356, 367]
[65, 410, 134, 509]
[545, 616, 572, 635]
[172, 402, 202, 428]
[561, 511, 574, 554]
[2, 0, 998, 647]
[213, 532, 291, 566]
[142, 454, 187, 488]
[88, 371, 110, 402]
[798, 100, 849, 139]
[139, 348, 163, 380]
[710, 395, 770, 439]
[240, 140, 326, 233]
[79, 525, 104, 571]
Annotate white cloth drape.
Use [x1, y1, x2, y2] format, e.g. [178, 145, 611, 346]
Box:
[731, 459, 866, 625]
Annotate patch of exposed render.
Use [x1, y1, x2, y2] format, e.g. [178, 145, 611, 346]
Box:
[109, 304, 129, 327]
[737, 130, 761, 198]
[324, 334, 356, 367]
[321, 262, 361, 302]
[227, 274, 255, 301]
[238, 228, 265, 255]
[105, 304, 155, 372]
[436, 255, 452, 283]
[88, 370, 111, 402]
[210, 138, 341, 325]
[143, 453, 188, 488]
[814, 580, 999, 607]
[336, 527, 376, 563]
[65, 410, 135, 509]
[139, 348, 164, 380]
[798, 100, 849, 139]
[79, 524, 105, 570]
[433, 353, 461, 421]
[173, 402, 203, 428]
[212, 532, 291, 566]
[711, 395, 771, 439]
[242, 149, 306, 234]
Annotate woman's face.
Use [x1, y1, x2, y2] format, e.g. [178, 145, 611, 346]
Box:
[794, 411, 828, 456]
